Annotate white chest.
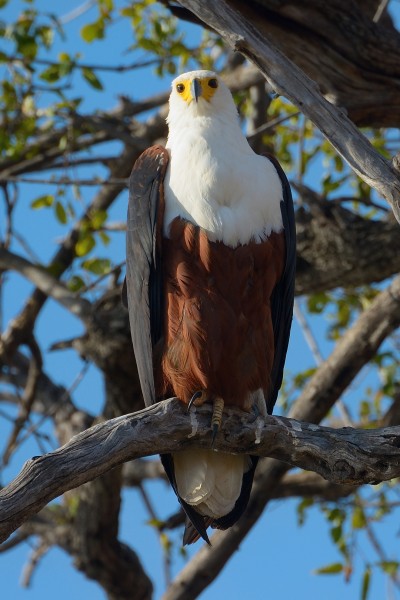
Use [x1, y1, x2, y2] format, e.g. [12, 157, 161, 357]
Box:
[164, 128, 283, 247]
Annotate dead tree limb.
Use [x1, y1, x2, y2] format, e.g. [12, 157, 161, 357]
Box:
[2, 397, 400, 543]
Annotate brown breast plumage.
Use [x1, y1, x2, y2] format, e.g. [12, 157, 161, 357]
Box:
[157, 217, 286, 409]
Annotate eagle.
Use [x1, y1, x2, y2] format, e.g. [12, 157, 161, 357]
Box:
[124, 70, 295, 545]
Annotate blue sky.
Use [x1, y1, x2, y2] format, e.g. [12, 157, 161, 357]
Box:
[1, 1, 400, 599]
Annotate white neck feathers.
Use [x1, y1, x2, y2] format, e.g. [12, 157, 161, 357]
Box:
[164, 95, 283, 247]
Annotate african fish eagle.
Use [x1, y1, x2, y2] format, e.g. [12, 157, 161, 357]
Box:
[124, 70, 296, 544]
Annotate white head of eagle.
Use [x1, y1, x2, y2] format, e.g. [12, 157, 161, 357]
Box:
[164, 69, 284, 247]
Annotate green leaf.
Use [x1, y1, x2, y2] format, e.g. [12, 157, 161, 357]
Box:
[81, 258, 111, 275]
[39, 64, 62, 83]
[326, 507, 345, 524]
[66, 201, 76, 220]
[359, 400, 370, 419]
[75, 233, 95, 257]
[160, 532, 171, 553]
[72, 184, 81, 201]
[352, 505, 367, 529]
[65, 495, 80, 516]
[54, 200, 67, 224]
[67, 275, 85, 292]
[120, 7, 137, 17]
[361, 567, 371, 600]
[293, 367, 317, 388]
[59, 135, 68, 150]
[379, 561, 399, 576]
[31, 194, 54, 209]
[138, 37, 158, 52]
[307, 292, 330, 314]
[16, 37, 38, 60]
[82, 67, 103, 90]
[99, 0, 113, 13]
[146, 517, 163, 528]
[37, 25, 53, 48]
[81, 21, 104, 42]
[296, 497, 314, 526]
[166, 60, 176, 74]
[58, 51, 70, 62]
[98, 231, 110, 246]
[330, 524, 342, 543]
[90, 209, 107, 229]
[314, 562, 343, 575]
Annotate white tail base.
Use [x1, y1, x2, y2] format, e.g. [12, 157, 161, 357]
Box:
[173, 449, 251, 518]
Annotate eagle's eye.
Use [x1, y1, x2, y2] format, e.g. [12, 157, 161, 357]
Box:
[176, 83, 185, 93]
[208, 78, 218, 89]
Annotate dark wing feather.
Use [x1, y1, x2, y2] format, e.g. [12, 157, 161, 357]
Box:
[264, 154, 296, 415]
[125, 145, 169, 407]
[126, 145, 211, 544]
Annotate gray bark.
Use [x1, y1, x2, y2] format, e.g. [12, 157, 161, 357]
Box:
[2, 398, 400, 544]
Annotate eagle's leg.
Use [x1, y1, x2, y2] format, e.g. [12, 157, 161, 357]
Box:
[211, 396, 224, 447]
[187, 389, 207, 413]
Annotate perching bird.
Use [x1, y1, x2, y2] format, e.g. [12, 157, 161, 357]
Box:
[124, 70, 295, 544]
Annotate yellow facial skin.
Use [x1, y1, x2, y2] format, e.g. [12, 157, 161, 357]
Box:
[175, 76, 219, 104]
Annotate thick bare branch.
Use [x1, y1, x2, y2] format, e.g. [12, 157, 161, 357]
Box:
[272, 471, 355, 501]
[295, 188, 400, 294]
[3, 397, 400, 543]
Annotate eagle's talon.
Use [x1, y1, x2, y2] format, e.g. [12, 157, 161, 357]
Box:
[249, 403, 260, 423]
[187, 389, 206, 413]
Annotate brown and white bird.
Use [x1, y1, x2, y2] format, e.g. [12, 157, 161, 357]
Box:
[124, 70, 295, 544]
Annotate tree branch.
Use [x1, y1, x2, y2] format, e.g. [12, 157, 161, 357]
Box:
[0, 248, 92, 322]
[3, 397, 400, 543]
[294, 188, 400, 295]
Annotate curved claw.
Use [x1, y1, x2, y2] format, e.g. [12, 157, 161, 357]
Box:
[187, 390, 205, 413]
[211, 397, 224, 447]
[249, 403, 260, 424]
